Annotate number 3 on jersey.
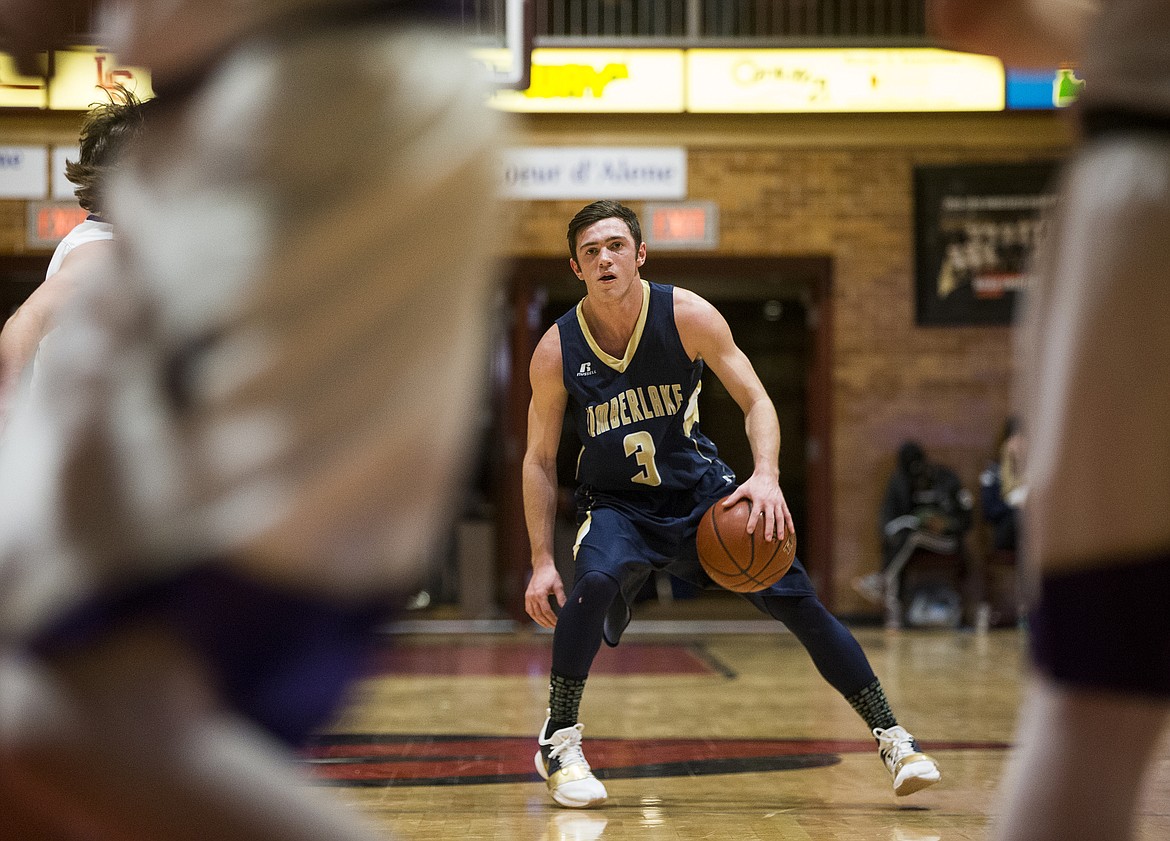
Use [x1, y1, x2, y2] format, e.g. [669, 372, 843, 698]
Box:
[623, 431, 662, 486]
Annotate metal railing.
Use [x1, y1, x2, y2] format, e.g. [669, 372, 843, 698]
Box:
[530, 0, 928, 44]
[59, 1, 929, 49]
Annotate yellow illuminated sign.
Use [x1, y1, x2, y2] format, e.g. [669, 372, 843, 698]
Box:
[687, 48, 1005, 112]
[2, 47, 1005, 114]
[0, 54, 47, 108]
[491, 49, 685, 113]
[49, 49, 154, 110]
[0, 49, 153, 109]
[487, 47, 1004, 113]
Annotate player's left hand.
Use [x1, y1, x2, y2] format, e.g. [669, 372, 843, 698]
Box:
[723, 474, 794, 543]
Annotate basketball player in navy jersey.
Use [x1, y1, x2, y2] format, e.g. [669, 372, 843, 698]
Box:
[523, 200, 941, 808]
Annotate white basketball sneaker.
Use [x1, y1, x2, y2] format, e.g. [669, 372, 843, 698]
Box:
[535, 713, 608, 809]
[874, 725, 941, 796]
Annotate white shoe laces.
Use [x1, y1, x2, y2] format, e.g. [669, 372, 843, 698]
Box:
[549, 724, 592, 771]
[873, 725, 916, 764]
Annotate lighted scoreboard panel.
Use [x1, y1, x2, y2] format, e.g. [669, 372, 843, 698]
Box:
[491, 48, 1016, 114]
[686, 48, 1006, 112]
[491, 49, 685, 112]
[1, 45, 1077, 115]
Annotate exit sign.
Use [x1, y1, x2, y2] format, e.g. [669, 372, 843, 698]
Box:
[27, 201, 88, 249]
[644, 201, 718, 250]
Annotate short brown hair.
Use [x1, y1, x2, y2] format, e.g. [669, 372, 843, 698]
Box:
[64, 86, 150, 214]
[567, 200, 642, 260]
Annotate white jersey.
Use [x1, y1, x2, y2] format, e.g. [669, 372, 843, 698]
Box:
[44, 218, 113, 280]
[0, 21, 506, 640]
[1017, 0, 1170, 577]
[22, 219, 114, 399]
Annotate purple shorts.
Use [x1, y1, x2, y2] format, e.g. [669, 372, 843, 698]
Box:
[27, 563, 394, 745]
[1030, 551, 1170, 698]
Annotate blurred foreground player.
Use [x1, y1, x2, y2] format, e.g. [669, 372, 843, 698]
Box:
[0, 1, 506, 839]
[523, 201, 939, 808]
[931, 2, 1170, 840]
[0, 88, 147, 432]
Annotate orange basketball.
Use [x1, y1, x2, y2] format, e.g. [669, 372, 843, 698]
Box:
[696, 496, 796, 593]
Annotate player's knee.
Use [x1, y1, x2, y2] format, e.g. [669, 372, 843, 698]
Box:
[760, 594, 829, 629]
[570, 571, 621, 609]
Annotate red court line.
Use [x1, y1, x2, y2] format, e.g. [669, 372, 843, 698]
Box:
[304, 736, 1011, 783]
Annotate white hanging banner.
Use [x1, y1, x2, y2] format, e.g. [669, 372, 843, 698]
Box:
[52, 146, 80, 201]
[0, 146, 48, 199]
[500, 147, 686, 200]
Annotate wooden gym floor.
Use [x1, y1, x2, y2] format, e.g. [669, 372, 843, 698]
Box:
[305, 625, 1170, 840]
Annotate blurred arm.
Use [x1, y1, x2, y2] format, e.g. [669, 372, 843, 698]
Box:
[927, 0, 1098, 67]
[0, 0, 89, 75]
[0, 240, 109, 428]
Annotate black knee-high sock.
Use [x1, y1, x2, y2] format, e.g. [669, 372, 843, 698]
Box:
[547, 670, 587, 735]
[844, 679, 898, 732]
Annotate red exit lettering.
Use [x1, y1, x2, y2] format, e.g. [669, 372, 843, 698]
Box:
[37, 206, 87, 241]
[653, 208, 708, 242]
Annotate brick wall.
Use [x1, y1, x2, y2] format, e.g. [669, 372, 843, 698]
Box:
[0, 108, 1072, 616]
[509, 111, 1072, 614]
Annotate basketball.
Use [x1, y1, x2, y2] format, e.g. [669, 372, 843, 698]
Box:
[696, 496, 797, 593]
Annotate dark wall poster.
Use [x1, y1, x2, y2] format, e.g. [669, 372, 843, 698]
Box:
[914, 162, 1060, 326]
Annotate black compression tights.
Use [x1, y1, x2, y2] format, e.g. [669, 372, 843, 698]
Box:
[750, 593, 878, 697]
[551, 571, 622, 679]
[551, 572, 876, 703]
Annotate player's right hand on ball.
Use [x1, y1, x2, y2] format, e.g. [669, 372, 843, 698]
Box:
[525, 562, 566, 628]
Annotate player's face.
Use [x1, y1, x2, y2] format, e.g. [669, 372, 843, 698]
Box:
[570, 218, 646, 299]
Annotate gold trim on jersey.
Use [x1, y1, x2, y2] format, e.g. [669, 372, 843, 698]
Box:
[682, 379, 718, 465]
[682, 379, 702, 437]
[575, 279, 650, 373]
[573, 512, 593, 560]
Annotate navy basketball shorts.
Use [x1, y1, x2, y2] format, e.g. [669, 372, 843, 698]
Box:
[27, 563, 394, 745]
[1030, 552, 1170, 698]
[572, 493, 816, 645]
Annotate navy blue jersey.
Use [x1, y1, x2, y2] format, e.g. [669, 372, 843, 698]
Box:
[557, 281, 734, 512]
[557, 281, 816, 643]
